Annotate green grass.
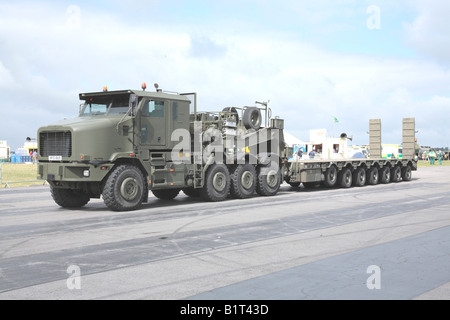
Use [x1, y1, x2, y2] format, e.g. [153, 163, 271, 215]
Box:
[0, 163, 47, 188]
[417, 160, 450, 167]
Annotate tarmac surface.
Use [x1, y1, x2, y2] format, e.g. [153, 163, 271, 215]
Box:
[0, 165, 449, 300]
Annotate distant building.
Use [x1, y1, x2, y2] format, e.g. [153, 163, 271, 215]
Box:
[0, 140, 10, 160]
[22, 139, 38, 155]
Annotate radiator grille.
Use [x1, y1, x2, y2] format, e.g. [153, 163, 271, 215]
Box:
[39, 131, 72, 157]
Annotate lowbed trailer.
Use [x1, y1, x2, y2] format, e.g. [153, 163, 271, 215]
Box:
[37, 85, 417, 211]
[282, 118, 418, 189]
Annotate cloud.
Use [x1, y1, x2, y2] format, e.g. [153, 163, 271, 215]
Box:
[0, 1, 449, 151]
[189, 35, 227, 59]
[404, 1, 450, 65]
[0, 61, 16, 89]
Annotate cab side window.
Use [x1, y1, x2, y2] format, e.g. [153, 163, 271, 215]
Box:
[142, 100, 165, 118]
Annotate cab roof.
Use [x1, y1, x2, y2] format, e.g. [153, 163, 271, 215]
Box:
[79, 90, 192, 102]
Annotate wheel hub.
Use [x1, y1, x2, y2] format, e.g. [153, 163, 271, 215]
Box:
[241, 171, 254, 190]
[213, 172, 226, 192]
[266, 170, 278, 188]
[120, 177, 138, 200]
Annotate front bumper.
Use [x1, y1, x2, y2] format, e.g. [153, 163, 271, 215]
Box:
[38, 161, 114, 183]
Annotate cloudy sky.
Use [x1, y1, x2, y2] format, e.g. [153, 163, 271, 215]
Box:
[1, 0, 449, 151]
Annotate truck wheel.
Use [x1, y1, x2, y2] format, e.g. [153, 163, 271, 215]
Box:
[390, 166, 402, 182]
[323, 165, 338, 187]
[352, 167, 366, 187]
[367, 167, 379, 185]
[339, 168, 353, 188]
[183, 188, 201, 197]
[152, 189, 180, 200]
[51, 186, 90, 208]
[200, 164, 230, 202]
[102, 165, 145, 211]
[230, 164, 256, 199]
[243, 107, 262, 130]
[401, 165, 412, 181]
[379, 167, 391, 184]
[256, 165, 281, 196]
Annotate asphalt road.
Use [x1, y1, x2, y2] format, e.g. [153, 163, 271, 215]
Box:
[0, 165, 449, 300]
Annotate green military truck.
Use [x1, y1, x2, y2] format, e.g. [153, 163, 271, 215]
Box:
[37, 84, 286, 211]
[37, 84, 417, 211]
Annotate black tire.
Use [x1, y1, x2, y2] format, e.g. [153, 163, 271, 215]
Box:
[401, 165, 412, 181]
[102, 165, 145, 211]
[50, 186, 90, 208]
[352, 167, 366, 187]
[256, 165, 282, 196]
[379, 167, 391, 184]
[243, 107, 262, 130]
[367, 167, 379, 185]
[183, 188, 201, 197]
[143, 178, 149, 203]
[390, 166, 402, 182]
[230, 164, 257, 199]
[339, 168, 353, 188]
[152, 189, 180, 200]
[323, 165, 338, 187]
[288, 182, 301, 188]
[200, 164, 230, 202]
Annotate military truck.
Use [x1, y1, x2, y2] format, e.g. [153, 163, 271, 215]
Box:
[37, 84, 286, 211]
[37, 84, 417, 211]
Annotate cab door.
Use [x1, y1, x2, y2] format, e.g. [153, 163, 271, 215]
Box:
[140, 99, 168, 147]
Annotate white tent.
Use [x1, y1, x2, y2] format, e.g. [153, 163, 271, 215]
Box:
[283, 131, 305, 147]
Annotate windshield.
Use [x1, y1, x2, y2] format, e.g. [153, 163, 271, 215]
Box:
[80, 94, 130, 117]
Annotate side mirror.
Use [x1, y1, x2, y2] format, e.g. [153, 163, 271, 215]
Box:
[129, 94, 139, 115]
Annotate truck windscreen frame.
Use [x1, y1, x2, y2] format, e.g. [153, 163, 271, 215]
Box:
[80, 94, 131, 117]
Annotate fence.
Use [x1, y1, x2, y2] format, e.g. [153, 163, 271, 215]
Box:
[0, 163, 46, 188]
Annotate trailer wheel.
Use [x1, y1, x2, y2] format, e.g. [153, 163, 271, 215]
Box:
[367, 167, 379, 185]
[339, 168, 353, 188]
[200, 164, 230, 202]
[256, 165, 282, 196]
[243, 107, 262, 130]
[152, 189, 181, 200]
[324, 165, 338, 187]
[401, 165, 412, 181]
[102, 165, 145, 211]
[230, 164, 256, 199]
[51, 186, 90, 208]
[352, 167, 366, 187]
[379, 167, 391, 184]
[390, 166, 402, 182]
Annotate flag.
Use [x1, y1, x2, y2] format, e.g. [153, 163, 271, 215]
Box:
[333, 116, 339, 123]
